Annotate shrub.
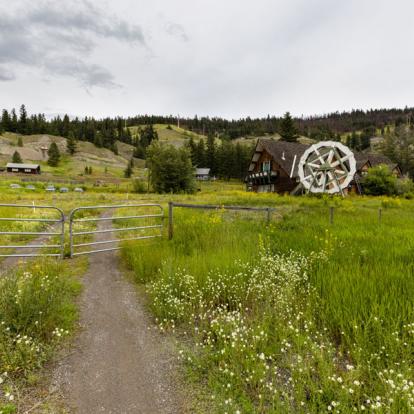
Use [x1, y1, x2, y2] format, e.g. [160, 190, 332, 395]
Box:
[362, 165, 397, 196]
[146, 142, 195, 193]
[132, 179, 147, 193]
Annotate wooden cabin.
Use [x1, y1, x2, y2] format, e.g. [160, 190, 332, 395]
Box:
[246, 139, 402, 194]
[6, 163, 41, 174]
[246, 140, 308, 193]
[195, 168, 211, 180]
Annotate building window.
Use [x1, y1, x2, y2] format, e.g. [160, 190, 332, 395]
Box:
[261, 161, 271, 172]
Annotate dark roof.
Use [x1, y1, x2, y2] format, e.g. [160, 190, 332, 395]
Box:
[7, 163, 40, 169]
[256, 139, 308, 178]
[353, 153, 370, 171]
[365, 153, 396, 167]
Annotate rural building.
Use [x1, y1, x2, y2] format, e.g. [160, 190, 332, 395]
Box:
[195, 168, 211, 180]
[246, 139, 401, 194]
[6, 163, 41, 174]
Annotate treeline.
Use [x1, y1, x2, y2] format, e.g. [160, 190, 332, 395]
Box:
[2, 105, 414, 146]
[186, 136, 253, 180]
[0, 105, 134, 153]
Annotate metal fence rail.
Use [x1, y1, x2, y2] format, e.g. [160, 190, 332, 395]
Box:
[168, 202, 275, 239]
[0, 204, 65, 258]
[69, 204, 164, 257]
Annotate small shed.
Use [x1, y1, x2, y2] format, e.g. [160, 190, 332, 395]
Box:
[195, 168, 211, 180]
[6, 163, 41, 174]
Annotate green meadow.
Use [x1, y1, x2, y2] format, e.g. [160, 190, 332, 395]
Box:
[122, 194, 414, 413]
[0, 180, 414, 412]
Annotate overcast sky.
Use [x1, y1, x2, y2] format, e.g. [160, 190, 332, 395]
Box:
[1, 0, 413, 119]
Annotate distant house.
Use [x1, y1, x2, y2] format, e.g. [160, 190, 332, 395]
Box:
[246, 139, 401, 194]
[195, 168, 211, 180]
[6, 163, 41, 174]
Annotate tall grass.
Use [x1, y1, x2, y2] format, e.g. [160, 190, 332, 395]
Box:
[122, 197, 414, 413]
[0, 259, 82, 410]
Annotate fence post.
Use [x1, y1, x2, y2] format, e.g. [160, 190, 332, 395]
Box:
[329, 206, 334, 224]
[168, 202, 174, 240]
[378, 207, 382, 224]
[266, 208, 271, 225]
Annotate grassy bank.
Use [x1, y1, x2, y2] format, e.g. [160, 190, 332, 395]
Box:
[0, 259, 83, 412]
[122, 196, 414, 413]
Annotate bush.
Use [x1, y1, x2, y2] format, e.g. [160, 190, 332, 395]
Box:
[132, 179, 147, 193]
[362, 165, 397, 196]
[395, 176, 414, 195]
[146, 142, 195, 193]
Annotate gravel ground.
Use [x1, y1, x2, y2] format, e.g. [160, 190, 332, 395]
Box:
[52, 215, 185, 414]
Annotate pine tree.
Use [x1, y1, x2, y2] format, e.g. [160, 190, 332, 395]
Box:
[279, 112, 298, 142]
[124, 159, 133, 178]
[17, 136, 23, 147]
[62, 114, 70, 137]
[67, 132, 77, 155]
[18, 104, 27, 134]
[47, 142, 60, 166]
[206, 134, 216, 174]
[1, 109, 11, 131]
[12, 151, 22, 163]
[10, 109, 18, 132]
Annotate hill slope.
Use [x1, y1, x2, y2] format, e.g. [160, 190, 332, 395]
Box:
[0, 133, 141, 180]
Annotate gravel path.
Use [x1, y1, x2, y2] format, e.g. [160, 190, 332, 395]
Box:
[53, 214, 184, 414]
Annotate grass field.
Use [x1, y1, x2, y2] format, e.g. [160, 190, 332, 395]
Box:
[121, 194, 414, 413]
[1, 180, 413, 412]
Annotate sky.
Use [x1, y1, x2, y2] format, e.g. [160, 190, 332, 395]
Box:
[1, 0, 414, 119]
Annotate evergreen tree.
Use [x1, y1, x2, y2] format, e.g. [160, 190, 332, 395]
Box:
[47, 142, 60, 166]
[124, 158, 134, 178]
[12, 151, 22, 163]
[1, 109, 11, 131]
[146, 142, 195, 193]
[10, 109, 18, 132]
[18, 104, 27, 134]
[67, 131, 77, 155]
[206, 134, 217, 174]
[194, 139, 206, 167]
[140, 124, 158, 148]
[279, 112, 298, 142]
[17, 136, 23, 147]
[62, 114, 70, 137]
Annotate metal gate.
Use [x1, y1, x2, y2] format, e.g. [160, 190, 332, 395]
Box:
[0, 204, 65, 258]
[69, 204, 164, 257]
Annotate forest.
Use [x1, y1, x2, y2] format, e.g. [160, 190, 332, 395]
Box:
[2, 105, 414, 145]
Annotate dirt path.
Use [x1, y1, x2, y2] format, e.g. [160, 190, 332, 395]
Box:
[53, 214, 184, 414]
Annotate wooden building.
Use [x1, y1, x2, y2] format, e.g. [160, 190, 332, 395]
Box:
[195, 168, 211, 180]
[246, 139, 401, 194]
[6, 163, 41, 174]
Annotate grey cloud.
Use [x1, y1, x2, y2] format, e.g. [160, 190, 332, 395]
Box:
[28, 0, 145, 45]
[165, 22, 189, 42]
[0, 0, 145, 87]
[46, 58, 119, 89]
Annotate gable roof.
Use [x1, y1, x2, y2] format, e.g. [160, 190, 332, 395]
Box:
[7, 163, 40, 169]
[195, 168, 210, 175]
[252, 139, 309, 178]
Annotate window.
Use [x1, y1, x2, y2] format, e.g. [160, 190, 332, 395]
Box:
[262, 161, 271, 172]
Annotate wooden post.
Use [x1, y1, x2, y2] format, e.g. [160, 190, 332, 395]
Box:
[378, 207, 382, 224]
[329, 206, 334, 225]
[168, 202, 174, 240]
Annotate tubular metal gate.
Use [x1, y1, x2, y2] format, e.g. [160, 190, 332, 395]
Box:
[0, 204, 65, 258]
[69, 204, 164, 257]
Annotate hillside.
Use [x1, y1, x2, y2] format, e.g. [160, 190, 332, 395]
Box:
[0, 132, 141, 181]
[128, 124, 208, 147]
